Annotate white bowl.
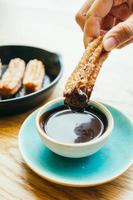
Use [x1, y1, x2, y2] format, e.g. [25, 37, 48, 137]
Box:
[36, 97, 114, 158]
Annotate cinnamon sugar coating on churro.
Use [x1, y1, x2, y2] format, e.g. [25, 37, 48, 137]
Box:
[0, 58, 25, 97]
[23, 59, 45, 93]
[64, 36, 109, 110]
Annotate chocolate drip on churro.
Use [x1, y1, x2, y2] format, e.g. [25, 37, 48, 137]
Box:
[64, 36, 109, 110]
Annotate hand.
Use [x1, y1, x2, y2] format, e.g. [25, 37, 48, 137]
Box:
[76, 0, 133, 51]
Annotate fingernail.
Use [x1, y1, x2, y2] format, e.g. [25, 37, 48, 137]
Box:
[103, 37, 118, 51]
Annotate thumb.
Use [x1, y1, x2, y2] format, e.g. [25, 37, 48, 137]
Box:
[103, 15, 133, 51]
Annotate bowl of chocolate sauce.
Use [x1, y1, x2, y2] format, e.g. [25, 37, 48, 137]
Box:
[36, 98, 114, 158]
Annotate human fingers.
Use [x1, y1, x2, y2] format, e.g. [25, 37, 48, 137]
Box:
[101, 14, 117, 30]
[103, 14, 133, 51]
[113, 0, 127, 7]
[110, 3, 132, 21]
[84, 0, 113, 47]
[75, 0, 95, 30]
[117, 37, 133, 48]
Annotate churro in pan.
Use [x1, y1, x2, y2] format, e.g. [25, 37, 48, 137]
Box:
[0, 58, 25, 97]
[64, 36, 109, 110]
[23, 59, 45, 93]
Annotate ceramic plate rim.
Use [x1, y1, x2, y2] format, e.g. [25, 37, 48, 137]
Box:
[18, 104, 133, 187]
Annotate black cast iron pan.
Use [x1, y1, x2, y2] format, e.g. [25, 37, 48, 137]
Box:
[0, 45, 63, 115]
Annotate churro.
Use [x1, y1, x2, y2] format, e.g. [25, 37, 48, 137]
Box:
[64, 36, 109, 110]
[0, 58, 25, 97]
[23, 59, 45, 93]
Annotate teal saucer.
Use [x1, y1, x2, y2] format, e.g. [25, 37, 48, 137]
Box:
[18, 104, 133, 187]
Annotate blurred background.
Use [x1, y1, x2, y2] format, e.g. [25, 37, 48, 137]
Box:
[0, 0, 84, 54]
[0, 0, 133, 117]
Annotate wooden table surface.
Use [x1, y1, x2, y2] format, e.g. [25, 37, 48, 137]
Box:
[0, 1, 133, 199]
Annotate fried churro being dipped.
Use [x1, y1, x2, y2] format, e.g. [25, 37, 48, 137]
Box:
[64, 36, 109, 110]
[23, 59, 45, 93]
[0, 58, 25, 97]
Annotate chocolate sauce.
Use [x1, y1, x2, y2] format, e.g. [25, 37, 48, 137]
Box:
[40, 105, 107, 144]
